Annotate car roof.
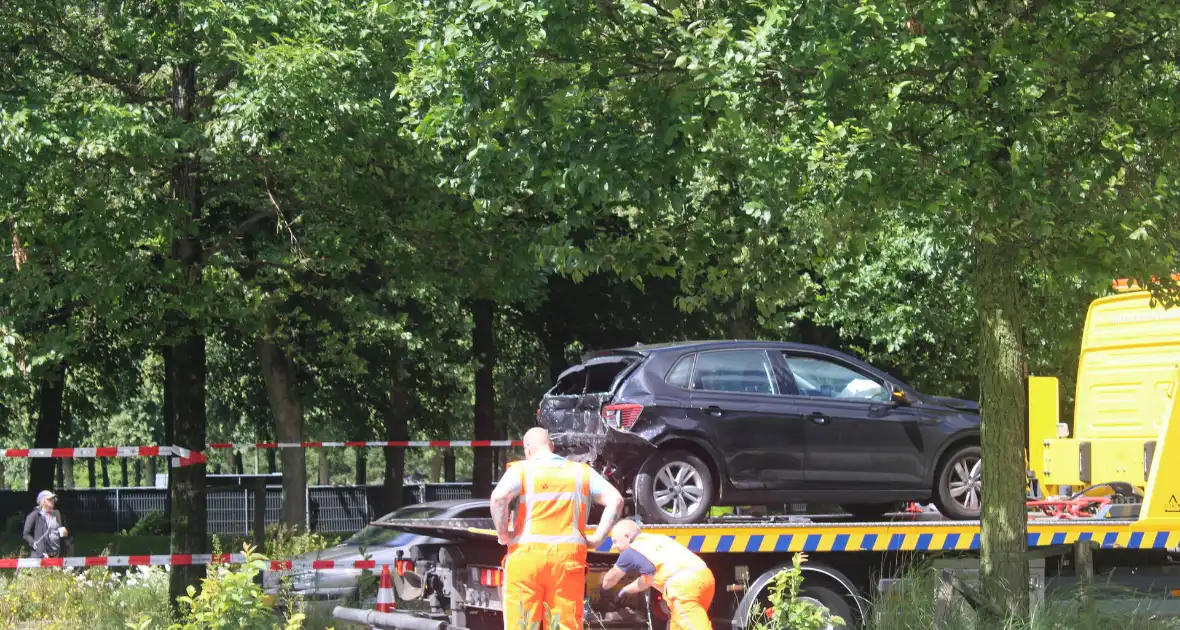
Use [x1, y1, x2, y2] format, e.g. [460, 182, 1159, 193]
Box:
[376, 497, 489, 519]
[590, 339, 855, 357]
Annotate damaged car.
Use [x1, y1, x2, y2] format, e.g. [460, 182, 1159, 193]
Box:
[537, 341, 982, 525]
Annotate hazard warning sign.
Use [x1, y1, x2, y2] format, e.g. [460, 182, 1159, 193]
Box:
[1166, 494, 1180, 513]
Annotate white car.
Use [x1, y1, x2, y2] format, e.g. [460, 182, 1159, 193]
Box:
[264, 498, 491, 611]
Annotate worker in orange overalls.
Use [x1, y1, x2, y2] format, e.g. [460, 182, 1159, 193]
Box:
[601, 519, 716, 630]
[491, 427, 625, 630]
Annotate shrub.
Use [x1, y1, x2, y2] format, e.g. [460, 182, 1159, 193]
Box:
[749, 553, 845, 630]
[0, 564, 169, 629]
[137, 543, 307, 630]
[125, 510, 170, 536]
[263, 524, 338, 559]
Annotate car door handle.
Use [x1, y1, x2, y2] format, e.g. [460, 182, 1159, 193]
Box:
[705, 406, 724, 417]
[808, 412, 829, 425]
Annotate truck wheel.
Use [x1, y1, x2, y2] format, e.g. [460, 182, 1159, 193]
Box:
[797, 585, 855, 629]
[840, 503, 897, 521]
[635, 450, 714, 525]
[934, 445, 982, 520]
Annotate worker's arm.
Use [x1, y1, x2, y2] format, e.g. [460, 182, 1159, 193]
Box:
[585, 468, 625, 548]
[603, 548, 655, 594]
[618, 574, 655, 597]
[490, 468, 522, 546]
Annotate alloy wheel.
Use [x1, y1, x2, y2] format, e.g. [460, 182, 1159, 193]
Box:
[948, 454, 982, 512]
[653, 461, 705, 518]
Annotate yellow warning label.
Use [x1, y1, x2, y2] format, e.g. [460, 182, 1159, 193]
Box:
[1166, 494, 1180, 513]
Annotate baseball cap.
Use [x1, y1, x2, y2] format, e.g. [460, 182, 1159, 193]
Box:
[36, 490, 57, 504]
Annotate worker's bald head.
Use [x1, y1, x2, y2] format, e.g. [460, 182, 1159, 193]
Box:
[522, 427, 553, 458]
[609, 519, 642, 551]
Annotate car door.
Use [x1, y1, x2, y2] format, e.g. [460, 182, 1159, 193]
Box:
[686, 348, 807, 490]
[776, 351, 929, 489]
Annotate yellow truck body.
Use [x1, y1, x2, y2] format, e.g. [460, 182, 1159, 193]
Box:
[1029, 282, 1180, 526]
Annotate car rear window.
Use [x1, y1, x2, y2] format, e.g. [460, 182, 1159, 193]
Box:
[665, 353, 696, 388]
[550, 356, 639, 395]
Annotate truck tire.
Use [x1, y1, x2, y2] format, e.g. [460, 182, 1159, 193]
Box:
[934, 444, 982, 520]
[797, 585, 855, 629]
[635, 449, 714, 525]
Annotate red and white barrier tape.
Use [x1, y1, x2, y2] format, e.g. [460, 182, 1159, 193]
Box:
[3, 553, 416, 571]
[206, 440, 522, 449]
[1, 441, 521, 461]
[2, 446, 173, 459]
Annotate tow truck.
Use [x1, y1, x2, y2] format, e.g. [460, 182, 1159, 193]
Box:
[335, 279, 1180, 629]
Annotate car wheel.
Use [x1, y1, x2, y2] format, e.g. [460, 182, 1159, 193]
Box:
[840, 502, 897, 521]
[934, 444, 982, 520]
[635, 450, 714, 525]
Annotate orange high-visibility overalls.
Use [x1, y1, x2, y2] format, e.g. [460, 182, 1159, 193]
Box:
[628, 533, 715, 630]
[502, 456, 592, 630]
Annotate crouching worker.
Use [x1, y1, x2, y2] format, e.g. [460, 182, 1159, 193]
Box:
[602, 519, 715, 630]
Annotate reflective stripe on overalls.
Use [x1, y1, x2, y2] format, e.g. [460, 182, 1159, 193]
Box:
[503, 456, 593, 630]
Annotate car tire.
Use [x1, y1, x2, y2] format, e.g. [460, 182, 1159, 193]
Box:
[840, 502, 897, 521]
[934, 444, 982, 520]
[635, 449, 714, 525]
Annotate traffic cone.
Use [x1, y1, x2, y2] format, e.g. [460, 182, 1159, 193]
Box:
[376, 564, 396, 612]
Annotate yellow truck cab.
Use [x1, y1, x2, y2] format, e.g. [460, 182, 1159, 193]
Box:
[1029, 277, 1180, 525]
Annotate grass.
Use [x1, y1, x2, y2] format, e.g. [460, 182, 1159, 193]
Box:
[867, 566, 1178, 630]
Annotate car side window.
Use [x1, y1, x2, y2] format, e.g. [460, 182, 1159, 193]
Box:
[457, 506, 492, 519]
[665, 353, 697, 389]
[692, 350, 778, 395]
[781, 354, 890, 402]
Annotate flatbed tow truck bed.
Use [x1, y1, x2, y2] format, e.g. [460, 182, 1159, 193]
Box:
[330, 285, 1180, 629]
[350, 510, 1180, 630]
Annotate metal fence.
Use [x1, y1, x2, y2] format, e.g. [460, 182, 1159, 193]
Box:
[0, 483, 474, 536]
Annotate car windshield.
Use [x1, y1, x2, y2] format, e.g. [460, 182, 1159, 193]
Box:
[342, 505, 447, 548]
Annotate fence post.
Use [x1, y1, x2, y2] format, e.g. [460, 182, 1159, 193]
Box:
[305, 484, 311, 532]
[243, 488, 249, 537]
[114, 487, 121, 532]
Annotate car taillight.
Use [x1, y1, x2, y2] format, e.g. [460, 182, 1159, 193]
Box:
[477, 567, 503, 587]
[395, 559, 414, 576]
[601, 403, 643, 430]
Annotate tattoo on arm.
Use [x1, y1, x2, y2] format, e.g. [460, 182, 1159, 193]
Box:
[591, 487, 625, 542]
[490, 496, 512, 537]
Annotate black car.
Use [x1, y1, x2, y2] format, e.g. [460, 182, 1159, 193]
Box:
[537, 340, 982, 525]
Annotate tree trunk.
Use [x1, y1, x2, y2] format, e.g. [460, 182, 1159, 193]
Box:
[100, 459, 110, 487]
[62, 460, 74, 489]
[257, 336, 307, 531]
[317, 449, 330, 485]
[267, 450, 277, 474]
[168, 55, 209, 606]
[121, 459, 129, 486]
[169, 333, 208, 604]
[379, 345, 409, 515]
[28, 362, 67, 492]
[444, 451, 456, 483]
[355, 447, 367, 486]
[429, 452, 444, 483]
[87, 460, 96, 488]
[472, 299, 496, 498]
[234, 453, 245, 475]
[975, 239, 1030, 618]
